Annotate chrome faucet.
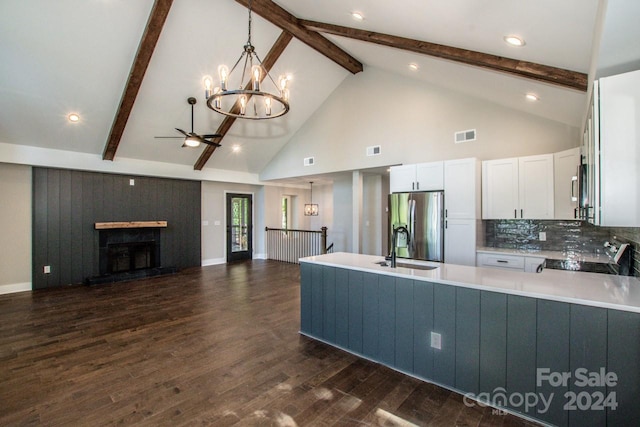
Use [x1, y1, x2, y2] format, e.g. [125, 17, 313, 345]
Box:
[390, 225, 410, 268]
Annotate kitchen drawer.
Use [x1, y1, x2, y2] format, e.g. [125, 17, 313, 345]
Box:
[477, 253, 525, 270]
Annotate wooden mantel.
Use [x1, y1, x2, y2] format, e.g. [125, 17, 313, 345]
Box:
[94, 221, 168, 230]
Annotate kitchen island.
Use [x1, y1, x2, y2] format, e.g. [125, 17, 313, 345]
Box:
[299, 252, 640, 427]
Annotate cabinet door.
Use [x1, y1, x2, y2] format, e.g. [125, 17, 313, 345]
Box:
[553, 148, 580, 220]
[389, 164, 416, 193]
[482, 158, 519, 219]
[444, 219, 476, 266]
[444, 158, 479, 219]
[415, 161, 444, 191]
[519, 154, 554, 219]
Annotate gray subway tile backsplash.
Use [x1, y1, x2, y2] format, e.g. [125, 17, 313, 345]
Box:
[484, 220, 639, 276]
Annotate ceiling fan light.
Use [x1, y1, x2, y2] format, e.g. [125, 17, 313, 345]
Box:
[183, 136, 201, 148]
[67, 113, 80, 123]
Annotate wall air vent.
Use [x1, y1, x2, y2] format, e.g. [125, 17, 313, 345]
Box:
[366, 145, 382, 156]
[303, 156, 315, 166]
[454, 129, 476, 144]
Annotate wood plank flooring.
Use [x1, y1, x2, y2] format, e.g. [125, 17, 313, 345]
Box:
[0, 260, 541, 426]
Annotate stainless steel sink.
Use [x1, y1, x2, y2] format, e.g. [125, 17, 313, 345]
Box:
[396, 262, 438, 270]
[374, 261, 438, 270]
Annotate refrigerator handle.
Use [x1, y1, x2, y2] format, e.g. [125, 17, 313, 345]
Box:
[409, 199, 416, 253]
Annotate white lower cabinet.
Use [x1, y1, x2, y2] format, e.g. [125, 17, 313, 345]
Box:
[444, 219, 476, 266]
[477, 252, 545, 273]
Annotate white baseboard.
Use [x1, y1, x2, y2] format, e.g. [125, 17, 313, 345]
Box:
[201, 258, 226, 266]
[253, 253, 267, 260]
[0, 282, 32, 295]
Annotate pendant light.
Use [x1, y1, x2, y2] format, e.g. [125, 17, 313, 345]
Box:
[204, 0, 290, 120]
[304, 182, 319, 216]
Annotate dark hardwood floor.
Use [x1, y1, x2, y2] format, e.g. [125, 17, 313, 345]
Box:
[0, 260, 540, 426]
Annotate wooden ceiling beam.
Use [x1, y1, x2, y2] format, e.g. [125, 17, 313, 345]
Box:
[102, 0, 174, 161]
[301, 20, 588, 92]
[234, 0, 363, 75]
[194, 31, 293, 171]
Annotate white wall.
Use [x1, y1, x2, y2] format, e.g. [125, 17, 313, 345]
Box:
[0, 163, 32, 294]
[362, 174, 383, 256]
[260, 67, 580, 181]
[331, 176, 353, 252]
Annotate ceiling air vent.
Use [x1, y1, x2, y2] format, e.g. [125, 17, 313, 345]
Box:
[454, 129, 476, 144]
[303, 156, 315, 166]
[366, 145, 381, 156]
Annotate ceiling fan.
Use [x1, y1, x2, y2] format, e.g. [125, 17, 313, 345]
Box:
[155, 97, 222, 148]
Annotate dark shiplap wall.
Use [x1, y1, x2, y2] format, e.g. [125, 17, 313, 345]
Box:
[32, 168, 201, 289]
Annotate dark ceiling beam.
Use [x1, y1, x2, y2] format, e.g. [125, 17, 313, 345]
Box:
[234, 0, 363, 75]
[301, 20, 588, 92]
[194, 31, 293, 171]
[102, 0, 174, 161]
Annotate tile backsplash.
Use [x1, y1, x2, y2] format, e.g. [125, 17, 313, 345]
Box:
[483, 220, 639, 276]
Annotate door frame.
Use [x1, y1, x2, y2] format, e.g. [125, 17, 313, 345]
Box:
[224, 191, 254, 262]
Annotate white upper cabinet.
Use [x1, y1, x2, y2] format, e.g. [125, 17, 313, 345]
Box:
[518, 154, 555, 219]
[444, 158, 480, 219]
[597, 70, 640, 226]
[553, 147, 580, 220]
[482, 158, 519, 219]
[482, 154, 554, 219]
[390, 161, 443, 193]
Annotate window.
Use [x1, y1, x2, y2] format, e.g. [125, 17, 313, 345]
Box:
[282, 196, 291, 229]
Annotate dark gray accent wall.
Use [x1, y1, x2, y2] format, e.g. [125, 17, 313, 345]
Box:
[32, 168, 201, 289]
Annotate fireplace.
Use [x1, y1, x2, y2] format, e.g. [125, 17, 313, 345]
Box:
[98, 228, 161, 276]
[86, 221, 176, 285]
[107, 241, 156, 274]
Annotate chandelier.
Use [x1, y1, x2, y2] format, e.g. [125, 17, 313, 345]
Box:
[304, 182, 319, 216]
[204, 0, 290, 120]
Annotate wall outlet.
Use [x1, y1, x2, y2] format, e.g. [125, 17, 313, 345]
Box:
[129, 179, 135, 186]
[539, 232, 547, 241]
[214, 220, 221, 226]
[430, 332, 442, 350]
[43, 265, 51, 274]
[202, 220, 209, 226]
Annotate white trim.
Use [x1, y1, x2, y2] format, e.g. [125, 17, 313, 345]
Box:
[0, 142, 262, 185]
[201, 258, 226, 266]
[0, 282, 32, 295]
[253, 253, 267, 260]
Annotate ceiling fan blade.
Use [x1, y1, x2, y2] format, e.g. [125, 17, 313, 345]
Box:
[175, 128, 190, 137]
[202, 139, 222, 147]
[191, 133, 221, 148]
[202, 134, 223, 139]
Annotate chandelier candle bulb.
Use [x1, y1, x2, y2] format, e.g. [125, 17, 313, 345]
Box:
[218, 65, 229, 91]
[252, 65, 261, 91]
[240, 95, 247, 115]
[203, 76, 213, 98]
[265, 97, 272, 116]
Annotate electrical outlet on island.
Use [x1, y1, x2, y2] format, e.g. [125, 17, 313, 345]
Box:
[539, 232, 547, 241]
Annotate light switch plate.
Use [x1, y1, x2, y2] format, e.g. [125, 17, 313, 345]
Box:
[43, 265, 51, 274]
[539, 232, 547, 241]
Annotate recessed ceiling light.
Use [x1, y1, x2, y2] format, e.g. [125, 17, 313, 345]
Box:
[525, 93, 539, 101]
[408, 63, 419, 71]
[351, 11, 364, 21]
[504, 35, 525, 47]
[67, 113, 80, 123]
[232, 145, 241, 153]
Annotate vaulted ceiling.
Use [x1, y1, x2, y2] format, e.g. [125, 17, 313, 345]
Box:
[1, 0, 635, 179]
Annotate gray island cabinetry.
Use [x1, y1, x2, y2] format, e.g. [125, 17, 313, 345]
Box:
[300, 253, 640, 427]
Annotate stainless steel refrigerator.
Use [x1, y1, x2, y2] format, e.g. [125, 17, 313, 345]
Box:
[388, 191, 444, 262]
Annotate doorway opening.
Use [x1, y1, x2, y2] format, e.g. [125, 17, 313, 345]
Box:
[226, 193, 253, 262]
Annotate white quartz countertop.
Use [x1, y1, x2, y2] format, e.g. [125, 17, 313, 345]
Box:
[476, 246, 608, 263]
[300, 252, 640, 313]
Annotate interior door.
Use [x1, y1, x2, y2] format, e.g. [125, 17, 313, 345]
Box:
[226, 193, 253, 262]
